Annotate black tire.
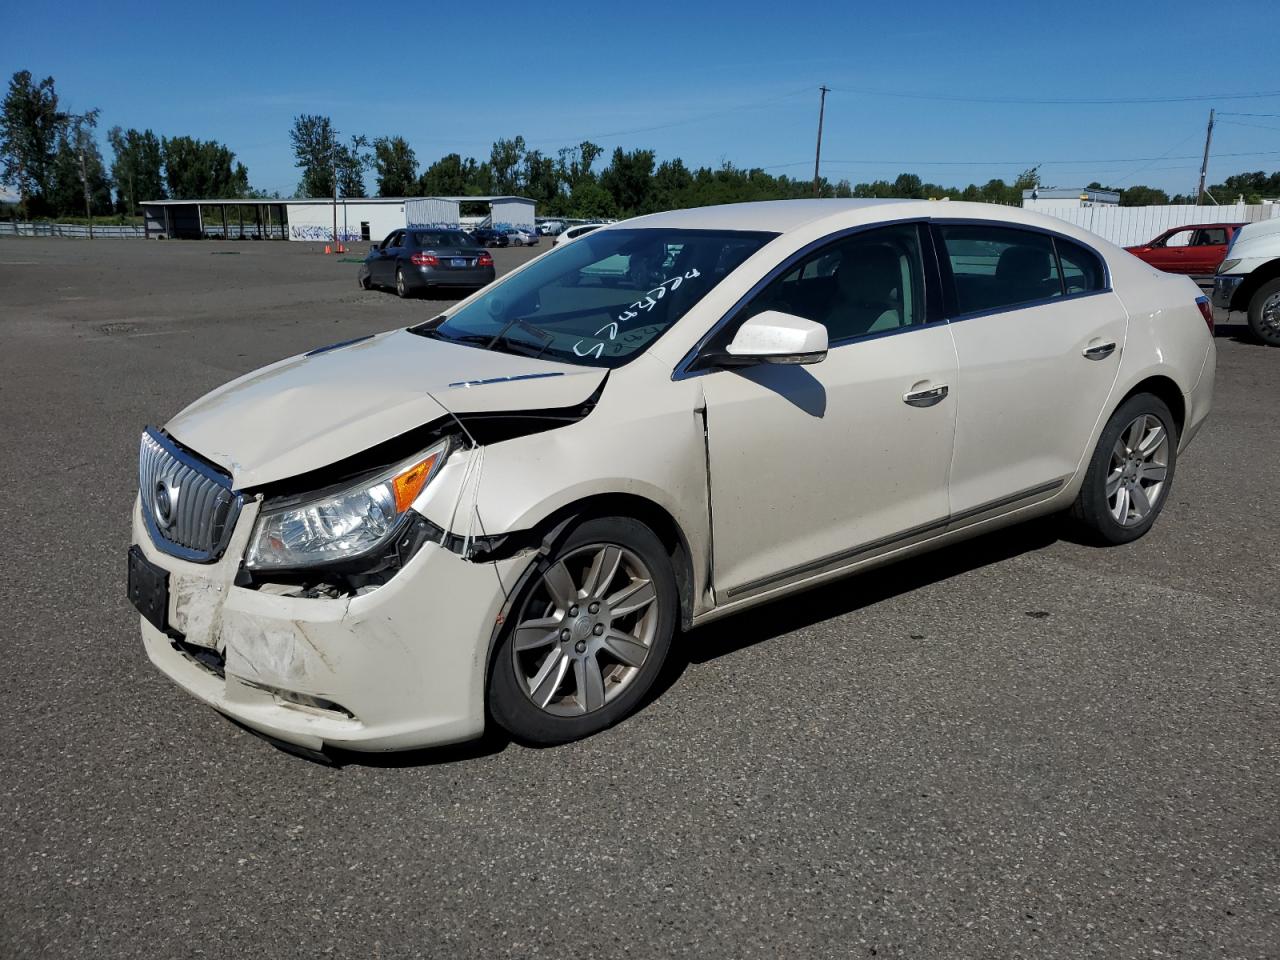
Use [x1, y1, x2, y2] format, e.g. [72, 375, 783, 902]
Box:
[488, 517, 677, 746]
[1069, 393, 1178, 545]
[395, 267, 411, 298]
[1245, 277, 1280, 347]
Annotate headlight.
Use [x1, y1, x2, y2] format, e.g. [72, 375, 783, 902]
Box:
[1217, 259, 1241, 275]
[245, 439, 449, 569]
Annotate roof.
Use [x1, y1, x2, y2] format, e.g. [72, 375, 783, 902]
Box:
[140, 195, 535, 206]
[621, 198, 920, 232]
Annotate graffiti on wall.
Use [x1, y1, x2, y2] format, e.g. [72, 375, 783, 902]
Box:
[289, 224, 365, 242]
[406, 221, 462, 229]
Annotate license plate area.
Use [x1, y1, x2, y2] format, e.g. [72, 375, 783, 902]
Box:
[451, 258, 467, 268]
[128, 544, 171, 635]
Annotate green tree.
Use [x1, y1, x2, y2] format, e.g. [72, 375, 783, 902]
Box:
[418, 152, 469, 195]
[50, 117, 112, 217]
[489, 136, 526, 194]
[600, 147, 656, 216]
[1119, 185, 1170, 206]
[337, 134, 370, 198]
[290, 114, 338, 197]
[522, 148, 560, 208]
[372, 135, 417, 196]
[107, 126, 164, 213]
[567, 179, 616, 219]
[161, 135, 248, 198]
[0, 70, 63, 216]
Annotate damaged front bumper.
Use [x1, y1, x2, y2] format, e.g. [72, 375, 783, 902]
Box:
[132, 497, 518, 752]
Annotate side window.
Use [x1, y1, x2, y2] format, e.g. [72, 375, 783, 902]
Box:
[737, 223, 926, 343]
[1162, 229, 1193, 248]
[1054, 237, 1106, 294]
[939, 225, 1062, 314]
[1192, 228, 1228, 246]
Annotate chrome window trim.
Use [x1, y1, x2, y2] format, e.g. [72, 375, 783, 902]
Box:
[672, 218, 933, 381]
[931, 218, 1114, 323]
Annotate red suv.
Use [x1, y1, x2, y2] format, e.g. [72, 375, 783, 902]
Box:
[1125, 223, 1245, 275]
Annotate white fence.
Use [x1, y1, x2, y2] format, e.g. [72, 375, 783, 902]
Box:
[0, 221, 146, 239]
[1029, 203, 1280, 247]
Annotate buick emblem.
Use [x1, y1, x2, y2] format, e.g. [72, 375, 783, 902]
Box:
[154, 477, 178, 529]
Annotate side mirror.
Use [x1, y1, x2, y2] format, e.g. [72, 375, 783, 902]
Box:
[715, 310, 829, 366]
[369, 245, 379, 255]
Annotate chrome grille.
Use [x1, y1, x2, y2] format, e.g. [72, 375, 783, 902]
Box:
[138, 428, 242, 563]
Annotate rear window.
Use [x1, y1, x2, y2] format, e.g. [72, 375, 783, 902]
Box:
[412, 231, 473, 248]
[939, 225, 1063, 315]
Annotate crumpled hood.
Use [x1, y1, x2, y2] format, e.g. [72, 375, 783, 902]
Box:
[165, 328, 606, 488]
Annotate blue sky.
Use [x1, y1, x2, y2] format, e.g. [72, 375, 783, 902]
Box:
[6, 0, 1280, 198]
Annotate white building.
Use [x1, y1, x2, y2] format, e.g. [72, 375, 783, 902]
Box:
[1022, 187, 1120, 211]
[140, 196, 536, 242]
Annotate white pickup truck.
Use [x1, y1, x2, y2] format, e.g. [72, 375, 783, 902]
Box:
[1212, 217, 1280, 346]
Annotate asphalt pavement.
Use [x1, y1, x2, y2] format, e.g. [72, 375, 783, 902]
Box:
[1, 237, 1277, 959]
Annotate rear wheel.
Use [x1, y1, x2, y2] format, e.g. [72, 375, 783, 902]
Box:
[395, 267, 410, 298]
[488, 517, 677, 746]
[1246, 278, 1280, 347]
[1069, 393, 1177, 545]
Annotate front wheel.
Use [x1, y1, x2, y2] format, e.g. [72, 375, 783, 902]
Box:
[488, 517, 677, 746]
[1246, 278, 1280, 347]
[1069, 393, 1178, 545]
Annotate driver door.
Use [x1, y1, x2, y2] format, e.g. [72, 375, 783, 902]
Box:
[696, 223, 958, 602]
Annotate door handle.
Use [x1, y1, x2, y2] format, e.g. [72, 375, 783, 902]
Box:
[1083, 342, 1117, 360]
[903, 384, 949, 407]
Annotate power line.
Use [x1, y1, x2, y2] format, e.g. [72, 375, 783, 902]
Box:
[1218, 118, 1280, 134]
[827, 85, 1280, 105]
[766, 149, 1280, 169]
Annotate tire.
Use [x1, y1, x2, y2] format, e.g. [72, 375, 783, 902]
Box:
[395, 267, 411, 298]
[1245, 277, 1280, 347]
[1069, 393, 1178, 545]
[488, 517, 677, 746]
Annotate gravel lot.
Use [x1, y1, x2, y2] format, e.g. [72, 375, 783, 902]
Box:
[2, 237, 1277, 959]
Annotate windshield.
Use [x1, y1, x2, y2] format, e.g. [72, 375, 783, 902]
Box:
[413, 228, 775, 368]
[412, 231, 474, 248]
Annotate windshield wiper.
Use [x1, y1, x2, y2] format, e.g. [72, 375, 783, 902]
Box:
[431, 319, 554, 360]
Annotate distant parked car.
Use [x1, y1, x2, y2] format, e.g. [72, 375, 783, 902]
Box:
[472, 228, 509, 248]
[358, 228, 495, 298]
[509, 229, 537, 246]
[1125, 223, 1245, 276]
[554, 223, 603, 246]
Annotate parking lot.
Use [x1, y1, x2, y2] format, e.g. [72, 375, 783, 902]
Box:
[2, 236, 1277, 958]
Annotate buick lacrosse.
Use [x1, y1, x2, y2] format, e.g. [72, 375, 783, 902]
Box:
[129, 199, 1215, 753]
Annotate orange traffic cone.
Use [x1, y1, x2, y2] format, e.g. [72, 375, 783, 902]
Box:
[337, 243, 345, 254]
[323, 244, 331, 254]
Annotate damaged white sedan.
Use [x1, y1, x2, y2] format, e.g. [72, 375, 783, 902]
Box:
[130, 199, 1215, 753]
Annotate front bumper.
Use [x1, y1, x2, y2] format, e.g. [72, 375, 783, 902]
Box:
[132, 498, 518, 752]
[1212, 274, 1243, 320]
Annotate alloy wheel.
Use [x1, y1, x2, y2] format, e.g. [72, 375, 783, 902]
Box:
[512, 543, 659, 717]
[1107, 414, 1170, 526]
[1261, 291, 1280, 338]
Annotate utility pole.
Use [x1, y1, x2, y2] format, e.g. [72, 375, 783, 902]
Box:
[813, 85, 829, 196]
[1195, 108, 1215, 205]
[332, 135, 338, 250]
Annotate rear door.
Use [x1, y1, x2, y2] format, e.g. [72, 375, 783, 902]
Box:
[936, 223, 1126, 521]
